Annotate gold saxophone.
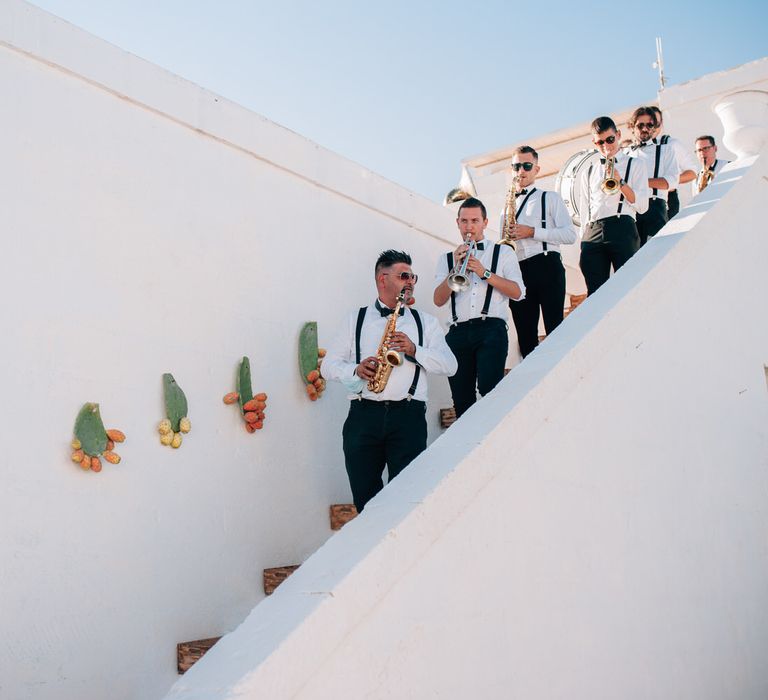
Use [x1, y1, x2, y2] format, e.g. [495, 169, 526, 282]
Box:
[499, 183, 517, 248]
[697, 165, 715, 192]
[368, 290, 406, 393]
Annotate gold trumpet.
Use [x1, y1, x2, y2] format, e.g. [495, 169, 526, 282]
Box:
[601, 156, 621, 195]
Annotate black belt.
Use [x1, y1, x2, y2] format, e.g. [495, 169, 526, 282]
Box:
[450, 316, 505, 328]
[356, 398, 424, 407]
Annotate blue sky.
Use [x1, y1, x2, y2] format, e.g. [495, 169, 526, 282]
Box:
[29, 0, 768, 202]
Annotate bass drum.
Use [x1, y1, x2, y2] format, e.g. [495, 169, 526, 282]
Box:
[555, 149, 600, 227]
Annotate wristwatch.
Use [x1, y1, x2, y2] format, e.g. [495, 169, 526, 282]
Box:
[482, 269, 492, 281]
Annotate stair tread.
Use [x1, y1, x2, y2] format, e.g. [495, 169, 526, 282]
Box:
[330, 504, 358, 530]
[263, 564, 300, 595]
[177, 636, 221, 674]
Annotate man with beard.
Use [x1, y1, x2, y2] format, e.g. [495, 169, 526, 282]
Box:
[323, 250, 457, 512]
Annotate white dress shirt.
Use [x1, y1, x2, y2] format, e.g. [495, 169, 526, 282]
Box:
[660, 134, 698, 188]
[322, 302, 457, 402]
[580, 152, 650, 232]
[624, 138, 680, 202]
[434, 238, 526, 322]
[498, 187, 577, 261]
[691, 159, 730, 195]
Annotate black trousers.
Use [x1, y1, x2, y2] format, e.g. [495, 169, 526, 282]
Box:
[579, 216, 639, 296]
[636, 197, 668, 246]
[510, 252, 566, 358]
[667, 189, 680, 219]
[342, 398, 427, 512]
[446, 317, 508, 419]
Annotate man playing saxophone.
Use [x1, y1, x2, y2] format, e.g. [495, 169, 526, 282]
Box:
[501, 146, 576, 358]
[434, 198, 525, 419]
[323, 250, 457, 512]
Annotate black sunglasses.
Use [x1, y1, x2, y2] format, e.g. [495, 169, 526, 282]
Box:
[635, 121, 656, 130]
[594, 135, 617, 146]
[511, 162, 535, 172]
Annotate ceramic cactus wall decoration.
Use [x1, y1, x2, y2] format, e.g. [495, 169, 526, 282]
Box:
[158, 373, 191, 448]
[70, 403, 125, 472]
[223, 356, 267, 433]
[298, 322, 327, 401]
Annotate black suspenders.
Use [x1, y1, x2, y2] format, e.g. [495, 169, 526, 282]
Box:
[616, 157, 633, 217]
[480, 245, 501, 317]
[448, 243, 501, 324]
[355, 306, 423, 399]
[540, 191, 548, 254]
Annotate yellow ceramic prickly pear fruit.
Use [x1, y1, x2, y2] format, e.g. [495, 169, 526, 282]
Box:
[171, 432, 182, 449]
[158, 419, 172, 435]
[71, 449, 84, 463]
[160, 432, 173, 446]
[71, 438, 82, 450]
[179, 417, 191, 433]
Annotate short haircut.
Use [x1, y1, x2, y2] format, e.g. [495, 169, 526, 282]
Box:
[651, 106, 663, 119]
[514, 145, 539, 161]
[457, 196, 487, 220]
[695, 135, 716, 147]
[629, 106, 658, 128]
[591, 116, 616, 134]
[375, 250, 412, 276]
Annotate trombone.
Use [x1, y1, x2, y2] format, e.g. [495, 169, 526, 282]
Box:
[447, 235, 477, 293]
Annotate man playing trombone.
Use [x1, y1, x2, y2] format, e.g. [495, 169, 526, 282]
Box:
[433, 197, 525, 419]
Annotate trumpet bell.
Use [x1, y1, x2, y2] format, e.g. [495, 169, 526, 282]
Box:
[601, 178, 621, 195]
[447, 272, 470, 293]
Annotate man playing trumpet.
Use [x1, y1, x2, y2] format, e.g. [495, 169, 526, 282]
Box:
[434, 198, 524, 419]
[502, 146, 576, 358]
[579, 116, 649, 296]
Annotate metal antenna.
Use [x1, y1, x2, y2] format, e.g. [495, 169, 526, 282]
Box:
[652, 37, 667, 91]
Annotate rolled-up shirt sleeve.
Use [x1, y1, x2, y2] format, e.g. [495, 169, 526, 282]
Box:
[628, 157, 650, 216]
[411, 314, 457, 377]
[533, 193, 577, 245]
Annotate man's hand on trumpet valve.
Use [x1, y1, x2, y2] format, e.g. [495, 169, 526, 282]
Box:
[464, 255, 487, 277]
[453, 242, 471, 265]
[509, 223, 535, 240]
[356, 356, 379, 381]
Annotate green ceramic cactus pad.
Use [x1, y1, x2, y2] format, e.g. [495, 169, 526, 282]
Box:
[163, 373, 188, 433]
[237, 356, 253, 410]
[74, 403, 108, 457]
[298, 322, 319, 384]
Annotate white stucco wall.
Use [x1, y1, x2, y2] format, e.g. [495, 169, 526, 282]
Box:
[0, 2, 459, 699]
[165, 150, 768, 698]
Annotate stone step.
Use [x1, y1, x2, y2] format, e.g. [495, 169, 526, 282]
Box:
[330, 504, 358, 530]
[177, 636, 221, 674]
[263, 565, 300, 595]
[439, 407, 456, 429]
[569, 293, 587, 309]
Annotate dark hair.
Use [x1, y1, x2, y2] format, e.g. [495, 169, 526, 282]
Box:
[514, 145, 539, 161]
[651, 106, 662, 119]
[591, 116, 617, 134]
[457, 196, 487, 220]
[629, 106, 658, 128]
[375, 250, 412, 276]
[695, 135, 716, 147]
